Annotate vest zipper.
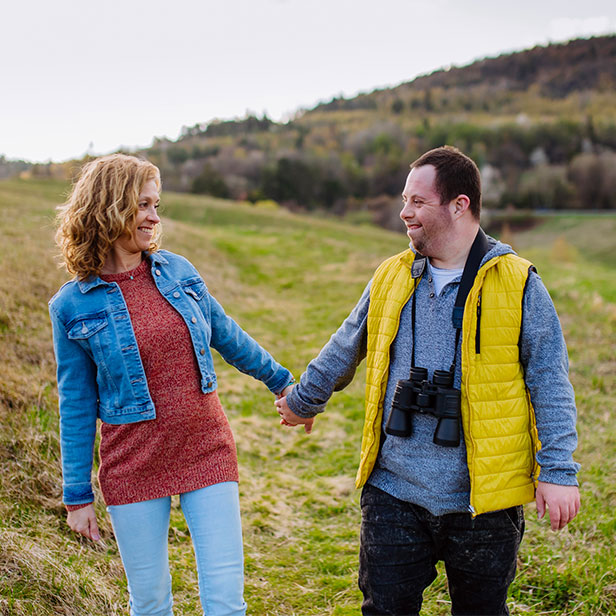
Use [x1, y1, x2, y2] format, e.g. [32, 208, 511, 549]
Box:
[466, 287, 483, 515]
[475, 293, 482, 354]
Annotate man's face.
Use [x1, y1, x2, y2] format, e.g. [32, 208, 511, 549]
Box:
[400, 165, 455, 258]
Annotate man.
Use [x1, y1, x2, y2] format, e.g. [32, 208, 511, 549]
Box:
[275, 146, 580, 615]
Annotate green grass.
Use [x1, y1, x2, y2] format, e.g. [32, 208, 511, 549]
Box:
[0, 177, 614, 615]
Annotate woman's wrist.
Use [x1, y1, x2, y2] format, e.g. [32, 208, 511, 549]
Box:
[66, 502, 93, 512]
[276, 377, 295, 397]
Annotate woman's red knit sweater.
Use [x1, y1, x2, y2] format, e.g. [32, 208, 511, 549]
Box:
[82, 258, 238, 507]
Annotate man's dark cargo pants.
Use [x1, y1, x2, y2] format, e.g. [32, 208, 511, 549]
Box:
[359, 484, 524, 615]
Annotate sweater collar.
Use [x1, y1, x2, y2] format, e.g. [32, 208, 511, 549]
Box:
[77, 250, 170, 293]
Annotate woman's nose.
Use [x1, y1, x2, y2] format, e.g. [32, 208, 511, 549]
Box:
[147, 206, 160, 222]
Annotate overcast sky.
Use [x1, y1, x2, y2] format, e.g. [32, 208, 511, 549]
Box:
[2, 0, 615, 163]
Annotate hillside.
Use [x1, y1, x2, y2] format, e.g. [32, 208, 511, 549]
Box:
[150, 35, 616, 217]
[18, 35, 616, 223]
[0, 178, 615, 615]
[316, 34, 616, 110]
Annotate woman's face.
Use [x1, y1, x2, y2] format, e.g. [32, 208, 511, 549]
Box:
[114, 179, 161, 255]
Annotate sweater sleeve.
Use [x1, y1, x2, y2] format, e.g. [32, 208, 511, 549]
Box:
[520, 272, 580, 485]
[286, 281, 371, 418]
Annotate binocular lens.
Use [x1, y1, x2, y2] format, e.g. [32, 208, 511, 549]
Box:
[433, 417, 460, 447]
[409, 366, 428, 382]
[433, 390, 461, 447]
[432, 369, 454, 387]
[385, 380, 415, 437]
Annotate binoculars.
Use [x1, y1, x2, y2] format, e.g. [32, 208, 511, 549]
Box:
[385, 367, 461, 447]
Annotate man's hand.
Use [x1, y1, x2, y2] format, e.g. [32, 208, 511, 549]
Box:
[67, 504, 100, 541]
[275, 395, 315, 434]
[536, 481, 580, 530]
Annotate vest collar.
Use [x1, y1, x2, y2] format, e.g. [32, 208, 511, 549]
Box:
[399, 249, 417, 271]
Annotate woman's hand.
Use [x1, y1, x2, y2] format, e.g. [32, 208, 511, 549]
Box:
[67, 504, 101, 541]
[275, 396, 315, 434]
[278, 384, 296, 399]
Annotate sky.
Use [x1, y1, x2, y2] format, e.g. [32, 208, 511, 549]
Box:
[2, 0, 615, 163]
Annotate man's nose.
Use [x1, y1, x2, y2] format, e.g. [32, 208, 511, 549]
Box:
[400, 201, 414, 220]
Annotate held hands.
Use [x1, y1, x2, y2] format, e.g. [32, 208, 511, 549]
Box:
[275, 387, 314, 434]
[67, 504, 100, 541]
[536, 481, 580, 530]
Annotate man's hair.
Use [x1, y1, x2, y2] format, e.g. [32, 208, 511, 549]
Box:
[411, 146, 481, 220]
[55, 154, 162, 280]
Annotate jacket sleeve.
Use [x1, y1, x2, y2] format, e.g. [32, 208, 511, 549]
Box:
[208, 294, 293, 394]
[286, 281, 371, 418]
[520, 272, 580, 485]
[49, 303, 98, 506]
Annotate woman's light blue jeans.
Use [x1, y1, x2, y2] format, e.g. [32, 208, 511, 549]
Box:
[107, 481, 247, 616]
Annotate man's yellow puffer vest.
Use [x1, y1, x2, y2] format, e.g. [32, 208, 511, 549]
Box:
[356, 248, 541, 515]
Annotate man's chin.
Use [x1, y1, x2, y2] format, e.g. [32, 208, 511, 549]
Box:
[409, 238, 425, 254]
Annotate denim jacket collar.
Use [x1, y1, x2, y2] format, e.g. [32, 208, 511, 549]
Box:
[77, 251, 170, 294]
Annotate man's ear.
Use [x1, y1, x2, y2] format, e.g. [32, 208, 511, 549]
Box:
[451, 194, 470, 218]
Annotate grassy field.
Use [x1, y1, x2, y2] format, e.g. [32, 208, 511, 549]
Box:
[0, 178, 614, 615]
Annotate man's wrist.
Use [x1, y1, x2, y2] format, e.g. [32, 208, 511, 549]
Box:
[286, 390, 319, 419]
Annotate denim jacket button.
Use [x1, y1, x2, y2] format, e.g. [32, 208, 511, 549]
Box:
[200, 348, 206, 355]
[191, 317, 197, 323]
[207, 381, 213, 388]
[173, 291, 180, 298]
[155, 269, 161, 276]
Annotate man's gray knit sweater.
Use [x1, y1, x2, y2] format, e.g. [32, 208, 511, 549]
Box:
[286, 239, 580, 516]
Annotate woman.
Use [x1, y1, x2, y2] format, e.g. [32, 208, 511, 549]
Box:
[49, 154, 294, 616]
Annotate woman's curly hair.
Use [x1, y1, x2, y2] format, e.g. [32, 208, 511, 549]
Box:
[55, 154, 162, 280]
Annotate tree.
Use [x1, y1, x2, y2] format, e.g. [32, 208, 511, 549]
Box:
[517, 165, 575, 209]
[259, 158, 318, 207]
[568, 151, 616, 209]
[191, 164, 230, 198]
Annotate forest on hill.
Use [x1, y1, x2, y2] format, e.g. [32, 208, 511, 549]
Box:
[21, 35, 616, 227]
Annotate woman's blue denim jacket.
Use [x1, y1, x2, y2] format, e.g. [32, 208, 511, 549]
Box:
[49, 250, 293, 506]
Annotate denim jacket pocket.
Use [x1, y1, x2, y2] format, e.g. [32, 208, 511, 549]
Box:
[66, 312, 108, 340]
[181, 278, 212, 342]
[65, 311, 120, 398]
[182, 277, 207, 301]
